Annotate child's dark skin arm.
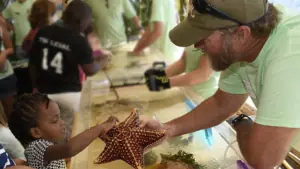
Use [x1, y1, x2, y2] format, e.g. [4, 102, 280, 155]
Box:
[13, 159, 26, 165]
[44, 116, 118, 163]
[7, 166, 34, 169]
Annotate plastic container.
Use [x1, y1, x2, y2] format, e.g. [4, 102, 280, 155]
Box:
[71, 81, 243, 169]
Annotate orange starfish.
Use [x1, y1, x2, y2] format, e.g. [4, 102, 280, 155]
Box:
[94, 109, 166, 169]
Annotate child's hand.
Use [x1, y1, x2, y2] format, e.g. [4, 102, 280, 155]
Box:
[98, 116, 119, 140]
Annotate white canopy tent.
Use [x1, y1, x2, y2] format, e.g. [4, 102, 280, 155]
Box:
[269, 0, 300, 10]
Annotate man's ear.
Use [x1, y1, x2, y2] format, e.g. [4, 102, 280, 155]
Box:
[237, 26, 251, 42]
[30, 127, 42, 139]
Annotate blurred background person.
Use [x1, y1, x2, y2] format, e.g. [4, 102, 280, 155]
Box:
[131, 0, 184, 63]
[1, 0, 35, 60]
[84, 0, 143, 48]
[145, 46, 220, 99]
[23, 0, 56, 53]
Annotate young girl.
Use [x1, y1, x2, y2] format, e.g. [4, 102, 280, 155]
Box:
[8, 93, 118, 169]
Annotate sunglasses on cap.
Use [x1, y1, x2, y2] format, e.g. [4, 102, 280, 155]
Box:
[192, 0, 245, 25]
[105, 0, 109, 8]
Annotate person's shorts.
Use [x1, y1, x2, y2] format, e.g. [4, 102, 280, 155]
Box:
[0, 74, 17, 99]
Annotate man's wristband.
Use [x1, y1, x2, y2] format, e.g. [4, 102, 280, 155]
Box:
[231, 114, 253, 127]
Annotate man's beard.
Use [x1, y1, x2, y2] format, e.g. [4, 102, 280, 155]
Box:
[205, 34, 239, 71]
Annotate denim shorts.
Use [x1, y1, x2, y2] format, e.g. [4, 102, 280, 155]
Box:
[0, 74, 17, 99]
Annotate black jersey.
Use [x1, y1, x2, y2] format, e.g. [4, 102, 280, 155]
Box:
[29, 24, 93, 94]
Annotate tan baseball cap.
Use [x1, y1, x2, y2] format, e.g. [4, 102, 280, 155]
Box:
[169, 0, 268, 47]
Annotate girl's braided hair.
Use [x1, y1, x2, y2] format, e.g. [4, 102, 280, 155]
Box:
[8, 93, 50, 147]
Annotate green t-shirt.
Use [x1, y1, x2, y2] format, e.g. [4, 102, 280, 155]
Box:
[84, 0, 137, 47]
[185, 46, 219, 99]
[150, 0, 184, 64]
[219, 5, 300, 151]
[2, 0, 35, 46]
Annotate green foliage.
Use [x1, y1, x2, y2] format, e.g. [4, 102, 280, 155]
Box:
[124, 0, 152, 40]
[160, 150, 206, 169]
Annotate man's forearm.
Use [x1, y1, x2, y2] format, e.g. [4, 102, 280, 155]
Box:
[165, 54, 186, 77]
[235, 120, 253, 163]
[133, 27, 160, 53]
[131, 16, 142, 29]
[164, 96, 232, 137]
[169, 68, 212, 87]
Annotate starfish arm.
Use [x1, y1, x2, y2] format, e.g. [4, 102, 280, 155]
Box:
[94, 139, 120, 164]
[120, 138, 144, 169]
[132, 128, 166, 149]
[122, 109, 140, 128]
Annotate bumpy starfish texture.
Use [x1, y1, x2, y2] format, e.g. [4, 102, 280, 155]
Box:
[94, 109, 166, 169]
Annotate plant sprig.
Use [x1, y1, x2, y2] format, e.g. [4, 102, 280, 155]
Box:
[160, 150, 206, 169]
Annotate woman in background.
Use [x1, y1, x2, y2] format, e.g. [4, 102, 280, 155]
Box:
[22, 0, 56, 53]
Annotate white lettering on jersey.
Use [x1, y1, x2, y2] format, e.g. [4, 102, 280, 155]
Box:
[39, 37, 49, 44]
[42, 48, 63, 74]
[50, 40, 70, 51]
[38, 36, 71, 51]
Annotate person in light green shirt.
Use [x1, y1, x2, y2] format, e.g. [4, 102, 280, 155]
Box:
[2, 0, 34, 46]
[141, 0, 300, 168]
[2, 0, 35, 59]
[84, 0, 143, 48]
[183, 46, 219, 99]
[146, 46, 219, 99]
[132, 0, 184, 64]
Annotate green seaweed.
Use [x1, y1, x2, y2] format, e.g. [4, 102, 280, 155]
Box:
[160, 150, 206, 169]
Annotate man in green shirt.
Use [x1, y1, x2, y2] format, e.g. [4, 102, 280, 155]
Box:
[131, 0, 184, 64]
[141, 0, 300, 168]
[84, 0, 143, 48]
[2, 0, 34, 59]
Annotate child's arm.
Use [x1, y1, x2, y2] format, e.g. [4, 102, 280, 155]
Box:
[0, 49, 13, 70]
[0, 18, 13, 50]
[13, 159, 26, 165]
[165, 52, 186, 78]
[44, 116, 118, 163]
[169, 55, 213, 87]
[7, 166, 34, 169]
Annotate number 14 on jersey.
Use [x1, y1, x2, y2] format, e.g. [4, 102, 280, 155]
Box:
[42, 48, 63, 74]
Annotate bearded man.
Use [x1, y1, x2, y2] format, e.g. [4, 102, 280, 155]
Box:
[141, 0, 300, 168]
